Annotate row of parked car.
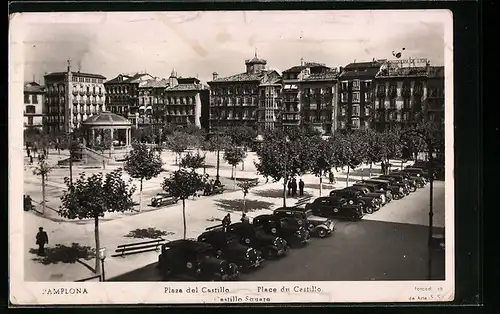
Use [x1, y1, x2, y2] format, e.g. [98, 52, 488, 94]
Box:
[155, 161, 437, 281]
[157, 206, 336, 281]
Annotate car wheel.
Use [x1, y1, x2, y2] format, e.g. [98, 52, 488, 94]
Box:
[410, 186, 417, 193]
[365, 206, 373, 214]
[393, 194, 401, 200]
[317, 228, 327, 238]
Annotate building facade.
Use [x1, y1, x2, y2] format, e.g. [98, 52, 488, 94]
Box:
[338, 61, 382, 131]
[373, 58, 434, 132]
[44, 60, 106, 133]
[23, 82, 45, 131]
[164, 71, 209, 129]
[135, 77, 168, 128]
[208, 53, 282, 134]
[104, 73, 154, 123]
[425, 66, 445, 126]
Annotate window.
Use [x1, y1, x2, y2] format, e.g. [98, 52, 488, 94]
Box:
[32, 95, 38, 104]
[352, 118, 360, 129]
[352, 104, 360, 116]
[341, 107, 346, 116]
[365, 106, 370, 116]
[341, 92, 348, 102]
[365, 80, 372, 88]
[24, 94, 30, 104]
[352, 92, 360, 103]
[352, 80, 360, 91]
[26, 105, 36, 114]
[341, 81, 348, 90]
[364, 92, 370, 102]
[27, 116, 33, 126]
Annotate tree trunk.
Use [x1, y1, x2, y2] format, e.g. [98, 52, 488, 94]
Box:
[139, 179, 143, 212]
[203, 153, 207, 175]
[241, 160, 245, 171]
[401, 160, 404, 171]
[369, 162, 372, 178]
[231, 165, 234, 180]
[319, 176, 323, 197]
[94, 216, 101, 274]
[233, 166, 237, 190]
[41, 174, 46, 216]
[346, 167, 350, 187]
[182, 199, 187, 239]
[282, 179, 287, 208]
[102, 159, 106, 170]
[360, 165, 364, 180]
[243, 193, 247, 213]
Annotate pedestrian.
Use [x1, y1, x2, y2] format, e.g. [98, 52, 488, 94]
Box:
[381, 162, 386, 175]
[241, 213, 250, 224]
[36, 227, 49, 256]
[298, 179, 305, 196]
[222, 214, 231, 231]
[291, 178, 297, 197]
[287, 179, 292, 196]
[329, 171, 335, 184]
[27, 147, 31, 158]
[29, 155, 33, 165]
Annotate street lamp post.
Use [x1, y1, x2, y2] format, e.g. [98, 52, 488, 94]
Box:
[66, 132, 73, 185]
[99, 247, 107, 281]
[216, 108, 221, 181]
[283, 136, 290, 208]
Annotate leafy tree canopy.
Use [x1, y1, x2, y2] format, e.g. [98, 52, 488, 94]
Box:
[223, 146, 247, 167]
[162, 169, 208, 200]
[123, 142, 164, 182]
[180, 152, 206, 169]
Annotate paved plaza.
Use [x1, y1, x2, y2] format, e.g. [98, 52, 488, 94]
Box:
[22, 148, 445, 282]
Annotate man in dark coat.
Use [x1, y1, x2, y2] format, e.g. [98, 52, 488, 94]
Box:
[36, 227, 49, 256]
[329, 171, 335, 184]
[241, 213, 250, 224]
[291, 178, 298, 197]
[222, 214, 231, 231]
[298, 179, 305, 196]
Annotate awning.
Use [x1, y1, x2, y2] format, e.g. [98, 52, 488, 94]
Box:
[139, 106, 145, 110]
[146, 106, 152, 110]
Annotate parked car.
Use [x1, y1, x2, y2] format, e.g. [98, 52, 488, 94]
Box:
[253, 214, 310, 247]
[351, 183, 394, 204]
[372, 177, 412, 195]
[357, 179, 407, 200]
[403, 167, 430, 181]
[151, 193, 178, 207]
[412, 160, 443, 179]
[305, 196, 364, 221]
[273, 207, 335, 238]
[158, 239, 240, 281]
[378, 174, 418, 192]
[390, 171, 426, 188]
[345, 185, 388, 206]
[226, 222, 289, 259]
[329, 189, 381, 213]
[197, 227, 264, 271]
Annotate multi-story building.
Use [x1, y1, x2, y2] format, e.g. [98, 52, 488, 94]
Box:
[44, 60, 106, 133]
[23, 82, 45, 131]
[338, 60, 383, 131]
[136, 77, 168, 128]
[104, 72, 154, 123]
[373, 58, 433, 132]
[164, 70, 210, 130]
[281, 62, 339, 134]
[208, 53, 282, 134]
[425, 66, 445, 125]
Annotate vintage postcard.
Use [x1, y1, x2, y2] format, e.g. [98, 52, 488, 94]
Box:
[9, 10, 454, 305]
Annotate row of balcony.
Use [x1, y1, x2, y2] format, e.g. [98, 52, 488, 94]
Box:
[72, 90, 104, 97]
[376, 87, 423, 98]
[209, 116, 257, 120]
[210, 102, 258, 107]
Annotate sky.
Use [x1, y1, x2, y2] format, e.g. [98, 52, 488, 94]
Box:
[16, 10, 449, 85]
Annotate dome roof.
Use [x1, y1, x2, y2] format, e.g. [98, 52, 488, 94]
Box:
[82, 111, 132, 127]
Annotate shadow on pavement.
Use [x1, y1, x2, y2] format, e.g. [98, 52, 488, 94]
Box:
[214, 199, 274, 212]
[125, 227, 175, 239]
[29, 242, 96, 266]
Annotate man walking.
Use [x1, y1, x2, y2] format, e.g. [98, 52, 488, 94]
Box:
[36, 227, 49, 256]
[329, 171, 335, 184]
[291, 178, 298, 197]
[298, 179, 305, 196]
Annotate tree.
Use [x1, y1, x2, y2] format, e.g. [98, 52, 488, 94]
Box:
[380, 129, 403, 173]
[223, 146, 247, 180]
[309, 137, 338, 196]
[363, 129, 385, 178]
[204, 134, 232, 179]
[91, 130, 113, 169]
[331, 132, 365, 187]
[180, 152, 206, 172]
[24, 127, 42, 148]
[123, 143, 163, 212]
[162, 169, 208, 239]
[166, 131, 194, 167]
[237, 179, 259, 214]
[225, 126, 257, 148]
[254, 131, 312, 207]
[32, 157, 54, 216]
[59, 169, 136, 274]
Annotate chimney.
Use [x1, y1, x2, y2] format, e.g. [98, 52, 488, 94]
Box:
[212, 72, 218, 81]
[339, 66, 343, 73]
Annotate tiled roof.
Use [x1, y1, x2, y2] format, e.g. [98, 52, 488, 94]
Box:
[105, 73, 152, 84]
[140, 78, 169, 88]
[166, 83, 203, 92]
[245, 56, 267, 64]
[82, 111, 132, 126]
[24, 82, 45, 93]
[44, 71, 106, 79]
[376, 66, 429, 78]
[178, 77, 200, 84]
[303, 70, 339, 82]
[210, 70, 281, 84]
[340, 62, 382, 80]
[428, 66, 445, 78]
[260, 71, 282, 85]
[283, 62, 328, 73]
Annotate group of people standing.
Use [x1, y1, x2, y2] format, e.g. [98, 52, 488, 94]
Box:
[287, 178, 305, 197]
[26, 145, 48, 165]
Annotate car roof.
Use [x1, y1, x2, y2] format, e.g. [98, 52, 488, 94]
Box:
[165, 239, 213, 251]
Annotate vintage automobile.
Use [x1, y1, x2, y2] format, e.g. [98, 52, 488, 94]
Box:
[226, 222, 289, 259]
[345, 185, 388, 207]
[329, 188, 381, 213]
[273, 207, 336, 238]
[252, 214, 310, 247]
[305, 196, 364, 221]
[411, 160, 443, 179]
[351, 183, 394, 204]
[391, 171, 426, 188]
[151, 193, 179, 207]
[203, 182, 225, 196]
[158, 240, 240, 281]
[371, 177, 413, 195]
[378, 174, 418, 192]
[357, 179, 407, 200]
[403, 167, 431, 181]
[197, 227, 264, 271]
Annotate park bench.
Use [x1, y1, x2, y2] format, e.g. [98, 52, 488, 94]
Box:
[111, 238, 167, 258]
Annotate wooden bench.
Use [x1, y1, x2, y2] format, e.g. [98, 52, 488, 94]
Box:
[111, 238, 167, 258]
